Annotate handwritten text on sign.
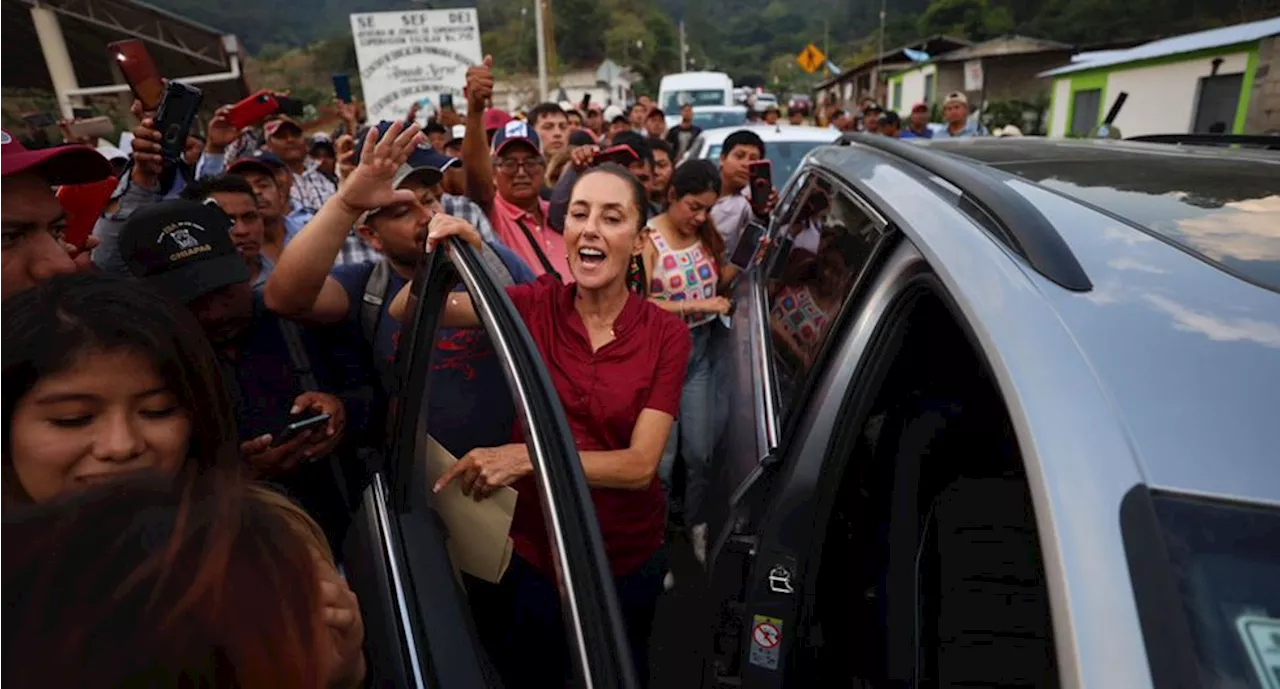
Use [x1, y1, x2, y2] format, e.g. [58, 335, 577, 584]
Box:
[349, 9, 482, 123]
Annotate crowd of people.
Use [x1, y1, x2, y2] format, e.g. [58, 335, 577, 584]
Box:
[1, 51, 788, 688]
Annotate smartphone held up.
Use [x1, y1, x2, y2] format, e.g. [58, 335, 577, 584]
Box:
[108, 39, 164, 110]
[748, 160, 772, 211]
[154, 81, 203, 162]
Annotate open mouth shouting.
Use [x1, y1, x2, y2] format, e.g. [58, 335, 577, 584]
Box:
[577, 246, 607, 271]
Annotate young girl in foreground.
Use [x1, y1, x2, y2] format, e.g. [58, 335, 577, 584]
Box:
[0, 270, 368, 681]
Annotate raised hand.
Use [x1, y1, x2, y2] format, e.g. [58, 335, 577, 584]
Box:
[129, 117, 165, 188]
[335, 120, 424, 213]
[205, 105, 241, 154]
[466, 55, 494, 110]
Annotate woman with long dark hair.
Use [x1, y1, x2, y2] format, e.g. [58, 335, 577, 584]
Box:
[2, 272, 241, 505]
[640, 158, 732, 566]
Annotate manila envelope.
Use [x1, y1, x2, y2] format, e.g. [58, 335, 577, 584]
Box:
[422, 435, 517, 584]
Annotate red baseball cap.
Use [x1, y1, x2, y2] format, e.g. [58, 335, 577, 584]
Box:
[911, 102, 929, 113]
[483, 108, 512, 132]
[1, 127, 112, 185]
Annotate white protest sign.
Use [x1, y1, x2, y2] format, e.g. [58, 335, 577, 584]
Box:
[350, 8, 482, 124]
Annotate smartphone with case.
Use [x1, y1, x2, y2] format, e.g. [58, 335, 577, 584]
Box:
[332, 73, 352, 104]
[226, 90, 279, 129]
[109, 39, 165, 110]
[271, 412, 331, 447]
[57, 176, 118, 250]
[153, 81, 203, 161]
[748, 160, 772, 210]
[594, 144, 639, 167]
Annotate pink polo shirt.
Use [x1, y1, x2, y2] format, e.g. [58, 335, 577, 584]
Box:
[489, 193, 571, 283]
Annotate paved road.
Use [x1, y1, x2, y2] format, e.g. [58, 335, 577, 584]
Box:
[648, 531, 714, 689]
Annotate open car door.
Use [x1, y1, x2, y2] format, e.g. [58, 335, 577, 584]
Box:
[343, 238, 638, 688]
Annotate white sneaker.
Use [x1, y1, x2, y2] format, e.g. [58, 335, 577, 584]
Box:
[691, 523, 709, 566]
[663, 571, 676, 591]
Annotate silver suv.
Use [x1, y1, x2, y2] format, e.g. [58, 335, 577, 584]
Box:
[704, 135, 1280, 688]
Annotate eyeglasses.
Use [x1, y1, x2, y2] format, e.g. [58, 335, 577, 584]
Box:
[497, 158, 546, 175]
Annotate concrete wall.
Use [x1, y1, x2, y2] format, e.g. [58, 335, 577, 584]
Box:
[979, 52, 1068, 102]
[1106, 51, 1250, 136]
[1048, 78, 1071, 136]
[1045, 43, 1263, 138]
[1245, 35, 1280, 134]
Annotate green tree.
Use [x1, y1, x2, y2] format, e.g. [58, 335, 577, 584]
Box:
[916, 0, 1014, 40]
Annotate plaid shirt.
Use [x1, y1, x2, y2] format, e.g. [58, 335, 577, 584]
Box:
[336, 232, 383, 266]
[442, 194, 497, 245]
[291, 168, 338, 214]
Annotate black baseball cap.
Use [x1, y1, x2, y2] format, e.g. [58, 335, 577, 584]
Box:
[568, 129, 597, 146]
[228, 149, 286, 177]
[118, 200, 251, 303]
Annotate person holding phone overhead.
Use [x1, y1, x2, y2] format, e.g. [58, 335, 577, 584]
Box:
[639, 159, 731, 567]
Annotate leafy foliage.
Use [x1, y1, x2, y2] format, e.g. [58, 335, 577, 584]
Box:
[147, 0, 1280, 100]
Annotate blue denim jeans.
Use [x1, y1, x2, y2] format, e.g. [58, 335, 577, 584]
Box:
[660, 322, 716, 524]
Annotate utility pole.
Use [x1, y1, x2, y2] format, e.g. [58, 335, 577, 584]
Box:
[534, 0, 548, 101]
[876, 0, 886, 103]
[679, 18, 688, 72]
[543, 0, 557, 82]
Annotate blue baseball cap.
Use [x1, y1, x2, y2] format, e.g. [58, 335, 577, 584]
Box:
[355, 121, 462, 170]
[407, 142, 461, 173]
[491, 120, 541, 156]
[227, 149, 286, 177]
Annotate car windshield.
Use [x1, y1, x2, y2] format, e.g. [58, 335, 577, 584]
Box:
[706, 139, 827, 187]
[663, 89, 727, 110]
[936, 142, 1280, 291]
[1133, 492, 1280, 688]
[692, 110, 747, 130]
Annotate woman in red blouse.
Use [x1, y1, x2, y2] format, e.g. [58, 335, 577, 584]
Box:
[379, 154, 692, 685]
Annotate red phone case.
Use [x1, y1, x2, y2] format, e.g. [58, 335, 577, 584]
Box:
[596, 144, 638, 166]
[225, 90, 279, 130]
[109, 40, 164, 110]
[57, 176, 118, 250]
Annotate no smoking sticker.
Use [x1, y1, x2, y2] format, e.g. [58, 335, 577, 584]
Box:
[748, 614, 784, 670]
[1237, 615, 1280, 689]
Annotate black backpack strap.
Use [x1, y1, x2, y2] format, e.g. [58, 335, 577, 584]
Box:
[278, 319, 320, 392]
[361, 260, 392, 345]
[278, 317, 354, 510]
[514, 217, 561, 281]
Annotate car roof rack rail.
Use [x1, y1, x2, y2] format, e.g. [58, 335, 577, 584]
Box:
[838, 132, 1092, 292]
[1125, 133, 1280, 150]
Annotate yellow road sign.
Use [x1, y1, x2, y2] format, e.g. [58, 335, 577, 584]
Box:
[797, 43, 826, 74]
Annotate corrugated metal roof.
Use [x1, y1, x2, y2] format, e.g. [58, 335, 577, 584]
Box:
[937, 34, 1073, 61]
[1040, 16, 1280, 77]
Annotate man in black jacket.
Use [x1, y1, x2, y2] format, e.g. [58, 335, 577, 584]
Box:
[665, 103, 702, 159]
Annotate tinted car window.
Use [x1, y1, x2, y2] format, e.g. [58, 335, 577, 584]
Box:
[663, 90, 727, 110]
[691, 109, 747, 130]
[765, 175, 882, 416]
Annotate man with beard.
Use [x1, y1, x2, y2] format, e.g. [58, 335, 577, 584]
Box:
[266, 123, 538, 457]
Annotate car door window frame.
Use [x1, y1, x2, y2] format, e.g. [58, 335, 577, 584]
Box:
[759, 167, 892, 446]
[387, 239, 638, 689]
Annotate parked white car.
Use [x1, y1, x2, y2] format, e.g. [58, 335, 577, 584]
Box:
[677, 124, 840, 188]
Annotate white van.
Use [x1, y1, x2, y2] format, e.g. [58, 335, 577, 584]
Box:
[658, 72, 734, 113]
